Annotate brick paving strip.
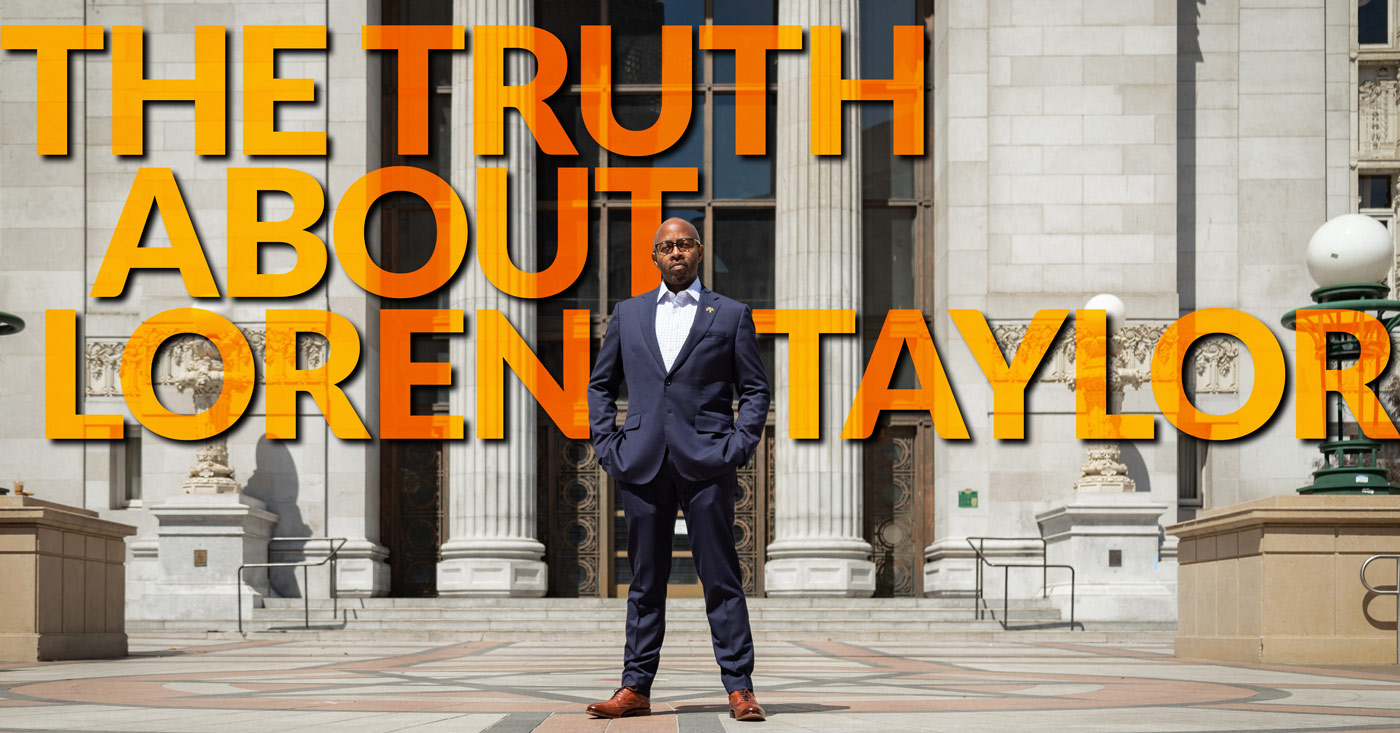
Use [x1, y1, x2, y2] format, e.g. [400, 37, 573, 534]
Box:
[0, 636, 1394, 731]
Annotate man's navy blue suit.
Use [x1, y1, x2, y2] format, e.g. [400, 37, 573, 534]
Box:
[588, 283, 771, 696]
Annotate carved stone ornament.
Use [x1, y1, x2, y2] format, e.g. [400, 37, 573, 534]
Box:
[82, 329, 329, 495]
[170, 335, 240, 494]
[1360, 64, 1400, 160]
[992, 322, 1239, 394]
[84, 330, 330, 397]
[993, 320, 1213, 494]
[1074, 442, 1136, 493]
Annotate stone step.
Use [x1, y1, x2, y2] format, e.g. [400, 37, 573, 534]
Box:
[129, 628, 1177, 643]
[237, 617, 1070, 633]
[258, 597, 1059, 611]
[248, 607, 1063, 622]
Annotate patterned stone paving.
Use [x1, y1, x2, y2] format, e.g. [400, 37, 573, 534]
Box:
[0, 635, 1397, 731]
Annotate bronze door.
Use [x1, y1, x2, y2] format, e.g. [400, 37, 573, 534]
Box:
[864, 420, 930, 597]
[380, 441, 444, 597]
[542, 424, 772, 598]
[540, 426, 609, 597]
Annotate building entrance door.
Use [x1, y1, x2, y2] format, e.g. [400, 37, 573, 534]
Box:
[542, 425, 772, 598]
[380, 441, 444, 597]
[864, 419, 931, 597]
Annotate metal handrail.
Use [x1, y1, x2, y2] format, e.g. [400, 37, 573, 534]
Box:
[237, 537, 346, 635]
[1360, 554, 1400, 664]
[966, 536, 1077, 631]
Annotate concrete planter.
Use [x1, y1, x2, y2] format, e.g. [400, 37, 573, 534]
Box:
[0, 496, 135, 661]
[1168, 495, 1400, 665]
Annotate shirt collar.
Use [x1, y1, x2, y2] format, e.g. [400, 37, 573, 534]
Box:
[656, 278, 703, 303]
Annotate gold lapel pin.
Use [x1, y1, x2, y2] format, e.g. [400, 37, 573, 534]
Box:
[706, 306, 714, 313]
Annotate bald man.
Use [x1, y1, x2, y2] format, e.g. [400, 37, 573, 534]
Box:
[586, 218, 771, 722]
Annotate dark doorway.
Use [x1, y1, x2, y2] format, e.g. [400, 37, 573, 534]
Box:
[380, 441, 444, 597]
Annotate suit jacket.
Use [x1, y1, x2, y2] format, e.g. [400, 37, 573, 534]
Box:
[588, 285, 771, 485]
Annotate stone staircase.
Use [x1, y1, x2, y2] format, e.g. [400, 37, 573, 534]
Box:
[129, 597, 1176, 642]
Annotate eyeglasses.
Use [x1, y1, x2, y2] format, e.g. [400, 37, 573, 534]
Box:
[654, 238, 701, 255]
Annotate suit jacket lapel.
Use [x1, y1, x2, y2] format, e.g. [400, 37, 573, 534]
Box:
[639, 291, 667, 373]
[667, 288, 720, 376]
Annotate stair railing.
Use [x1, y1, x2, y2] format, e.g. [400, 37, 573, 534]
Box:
[237, 537, 347, 635]
[1360, 554, 1400, 664]
[966, 536, 1077, 630]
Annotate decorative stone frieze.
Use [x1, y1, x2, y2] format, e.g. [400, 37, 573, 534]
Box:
[84, 331, 330, 397]
[991, 323, 1239, 394]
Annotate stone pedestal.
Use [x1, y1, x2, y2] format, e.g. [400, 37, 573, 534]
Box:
[142, 494, 277, 623]
[0, 496, 135, 662]
[765, 540, 876, 598]
[1168, 495, 1400, 665]
[1036, 493, 1175, 622]
[438, 538, 548, 597]
[923, 537, 1049, 600]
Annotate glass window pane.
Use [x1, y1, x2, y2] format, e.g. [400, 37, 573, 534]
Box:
[711, 210, 775, 309]
[404, 0, 451, 25]
[609, 0, 701, 85]
[411, 332, 450, 413]
[430, 50, 452, 90]
[863, 207, 916, 319]
[608, 94, 705, 176]
[714, 94, 776, 200]
[863, 104, 915, 199]
[714, 0, 777, 84]
[1361, 0, 1389, 45]
[538, 208, 601, 317]
[538, 1, 601, 88]
[862, 205, 917, 412]
[609, 207, 705, 306]
[386, 86, 451, 175]
[431, 91, 450, 178]
[126, 432, 142, 503]
[859, 0, 918, 200]
[860, 0, 915, 80]
[1362, 175, 1393, 209]
[537, 95, 601, 202]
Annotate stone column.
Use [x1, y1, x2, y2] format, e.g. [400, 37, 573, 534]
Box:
[765, 0, 876, 597]
[437, 0, 546, 596]
[326, 0, 389, 597]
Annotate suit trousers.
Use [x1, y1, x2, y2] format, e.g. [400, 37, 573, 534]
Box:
[617, 454, 755, 696]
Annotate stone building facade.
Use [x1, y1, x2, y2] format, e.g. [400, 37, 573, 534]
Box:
[0, 0, 1377, 620]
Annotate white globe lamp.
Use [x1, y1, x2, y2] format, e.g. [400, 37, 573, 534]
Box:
[1305, 214, 1393, 287]
[1084, 293, 1126, 325]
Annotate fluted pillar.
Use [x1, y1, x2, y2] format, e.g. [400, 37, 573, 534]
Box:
[437, 0, 546, 596]
[764, 0, 875, 597]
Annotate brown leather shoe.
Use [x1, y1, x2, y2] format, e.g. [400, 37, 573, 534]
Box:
[586, 686, 651, 718]
[729, 689, 766, 721]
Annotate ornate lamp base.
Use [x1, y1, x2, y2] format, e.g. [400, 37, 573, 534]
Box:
[1074, 441, 1137, 493]
[1299, 440, 1400, 495]
[181, 440, 238, 494]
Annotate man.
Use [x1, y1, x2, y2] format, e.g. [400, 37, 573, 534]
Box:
[585, 218, 771, 722]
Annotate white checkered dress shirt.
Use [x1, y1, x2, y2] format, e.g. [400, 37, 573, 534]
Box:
[655, 279, 703, 372]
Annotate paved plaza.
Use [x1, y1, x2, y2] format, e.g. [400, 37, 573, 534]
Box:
[0, 635, 1398, 731]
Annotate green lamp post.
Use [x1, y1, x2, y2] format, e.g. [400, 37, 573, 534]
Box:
[0, 311, 23, 496]
[1283, 214, 1400, 495]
